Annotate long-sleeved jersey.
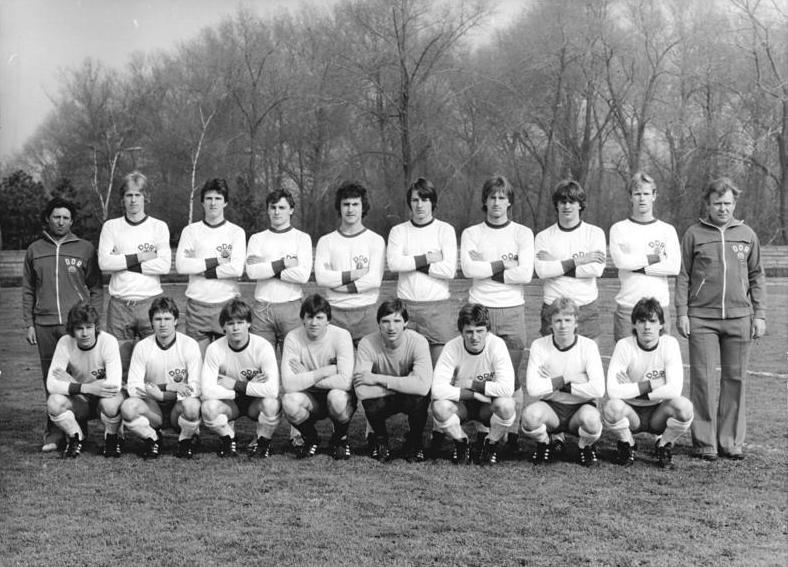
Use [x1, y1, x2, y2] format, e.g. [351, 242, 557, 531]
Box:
[200, 335, 279, 400]
[525, 335, 604, 404]
[281, 325, 354, 393]
[46, 331, 122, 395]
[460, 220, 534, 308]
[534, 221, 606, 306]
[606, 335, 684, 407]
[98, 216, 170, 300]
[127, 333, 202, 400]
[314, 228, 385, 308]
[432, 333, 515, 402]
[354, 329, 432, 401]
[387, 219, 457, 302]
[245, 226, 313, 303]
[175, 220, 246, 304]
[609, 218, 680, 309]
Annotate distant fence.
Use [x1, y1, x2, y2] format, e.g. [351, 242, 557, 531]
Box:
[2, 246, 786, 287]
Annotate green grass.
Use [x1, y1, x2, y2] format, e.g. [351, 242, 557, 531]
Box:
[1, 280, 786, 566]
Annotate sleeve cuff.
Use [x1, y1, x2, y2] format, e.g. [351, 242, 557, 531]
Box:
[233, 380, 246, 394]
[341, 270, 352, 285]
[68, 383, 82, 395]
[414, 254, 428, 269]
[272, 258, 285, 274]
[561, 259, 576, 276]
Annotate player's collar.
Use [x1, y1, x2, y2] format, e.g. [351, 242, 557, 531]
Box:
[552, 335, 578, 352]
[635, 337, 660, 352]
[628, 217, 657, 225]
[124, 215, 148, 226]
[76, 335, 99, 351]
[338, 227, 367, 238]
[203, 219, 227, 229]
[484, 219, 511, 230]
[269, 225, 293, 234]
[557, 220, 582, 232]
[155, 335, 177, 351]
[229, 337, 250, 352]
[410, 218, 435, 228]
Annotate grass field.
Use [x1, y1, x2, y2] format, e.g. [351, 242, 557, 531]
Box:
[1, 280, 786, 566]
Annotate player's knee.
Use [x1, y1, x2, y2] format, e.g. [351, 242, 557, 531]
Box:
[673, 397, 694, 421]
[281, 393, 304, 420]
[46, 394, 69, 415]
[493, 397, 516, 420]
[120, 398, 143, 421]
[180, 398, 201, 420]
[201, 400, 223, 421]
[327, 389, 350, 413]
[99, 397, 122, 417]
[579, 408, 602, 433]
[261, 397, 281, 417]
[431, 400, 455, 422]
[603, 399, 626, 422]
[521, 403, 546, 430]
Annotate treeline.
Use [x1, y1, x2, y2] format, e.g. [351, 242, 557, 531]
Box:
[1, 0, 786, 249]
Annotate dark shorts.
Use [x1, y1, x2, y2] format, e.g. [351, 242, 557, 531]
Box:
[304, 389, 357, 422]
[629, 403, 660, 434]
[545, 400, 597, 433]
[457, 399, 494, 427]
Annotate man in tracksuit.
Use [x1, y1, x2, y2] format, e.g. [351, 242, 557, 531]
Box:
[675, 178, 766, 461]
[23, 197, 104, 451]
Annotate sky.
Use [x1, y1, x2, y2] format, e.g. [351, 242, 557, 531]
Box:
[0, 0, 522, 160]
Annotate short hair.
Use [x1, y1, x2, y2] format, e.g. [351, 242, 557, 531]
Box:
[201, 178, 230, 204]
[628, 171, 656, 195]
[219, 298, 252, 326]
[66, 302, 100, 336]
[120, 171, 150, 199]
[406, 178, 438, 210]
[148, 296, 180, 323]
[545, 297, 579, 321]
[41, 197, 76, 225]
[552, 179, 586, 212]
[265, 189, 295, 209]
[334, 181, 370, 217]
[703, 177, 741, 204]
[630, 297, 665, 333]
[457, 303, 490, 332]
[481, 176, 514, 212]
[376, 299, 409, 324]
[300, 293, 332, 321]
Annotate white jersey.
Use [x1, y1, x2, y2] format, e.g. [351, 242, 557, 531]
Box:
[98, 216, 170, 300]
[432, 333, 515, 402]
[201, 334, 279, 400]
[245, 226, 313, 303]
[354, 329, 433, 400]
[175, 220, 246, 304]
[127, 332, 202, 400]
[460, 221, 534, 308]
[534, 221, 606, 306]
[606, 335, 684, 407]
[314, 228, 385, 308]
[525, 334, 604, 404]
[46, 332, 122, 395]
[387, 219, 457, 302]
[609, 218, 680, 309]
[281, 325, 354, 393]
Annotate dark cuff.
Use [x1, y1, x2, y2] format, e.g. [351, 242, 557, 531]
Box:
[551, 376, 566, 391]
[414, 254, 428, 269]
[341, 270, 352, 285]
[347, 282, 359, 294]
[471, 379, 486, 393]
[561, 259, 576, 276]
[637, 381, 652, 396]
[125, 254, 142, 273]
[633, 267, 646, 274]
[233, 380, 246, 394]
[491, 260, 505, 274]
[646, 254, 660, 265]
[68, 383, 82, 395]
[204, 267, 218, 279]
[205, 257, 219, 270]
[416, 265, 431, 274]
[272, 258, 286, 274]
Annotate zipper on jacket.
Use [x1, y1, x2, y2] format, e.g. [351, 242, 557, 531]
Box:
[719, 226, 727, 319]
[55, 240, 62, 324]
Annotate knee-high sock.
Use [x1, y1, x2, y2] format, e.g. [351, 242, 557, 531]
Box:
[257, 412, 280, 440]
[289, 425, 302, 441]
[124, 416, 157, 441]
[101, 413, 121, 436]
[508, 388, 524, 434]
[177, 415, 200, 441]
[521, 423, 549, 444]
[604, 417, 634, 445]
[578, 425, 601, 449]
[204, 414, 234, 438]
[434, 413, 466, 441]
[50, 410, 83, 439]
[489, 413, 516, 443]
[660, 417, 692, 447]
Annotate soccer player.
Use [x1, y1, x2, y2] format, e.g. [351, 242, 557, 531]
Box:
[521, 297, 605, 467]
[200, 299, 280, 458]
[314, 181, 385, 345]
[603, 298, 694, 469]
[534, 179, 606, 340]
[675, 178, 766, 461]
[120, 297, 202, 459]
[24, 197, 103, 451]
[98, 171, 171, 372]
[386, 177, 457, 364]
[609, 172, 680, 342]
[281, 294, 355, 460]
[46, 303, 124, 458]
[431, 303, 516, 466]
[176, 178, 246, 356]
[354, 299, 432, 462]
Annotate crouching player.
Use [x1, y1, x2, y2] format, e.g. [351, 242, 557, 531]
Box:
[431, 304, 515, 465]
[354, 300, 432, 462]
[46, 303, 124, 458]
[200, 299, 280, 458]
[281, 294, 355, 460]
[521, 297, 604, 467]
[121, 297, 202, 459]
[603, 298, 693, 469]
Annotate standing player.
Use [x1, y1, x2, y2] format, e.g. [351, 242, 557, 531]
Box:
[200, 299, 280, 458]
[121, 297, 202, 459]
[386, 177, 457, 364]
[431, 303, 516, 466]
[46, 303, 124, 458]
[98, 171, 171, 372]
[354, 300, 433, 462]
[176, 178, 246, 355]
[281, 294, 355, 460]
[24, 197, 103, 451]
[534, 179, 606, 340]
[609, 172, 680, 342]
[676, 178, 766, 461]
[314, 181, 385, 345]
[521, 297, 605, 467]
[604, 298, 694, 468]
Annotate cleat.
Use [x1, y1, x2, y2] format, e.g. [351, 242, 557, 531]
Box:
[143, 435, 160, 460]
[402, 433, 425, 463]
[374, 436, 390, 463]
[103, 433, 122, 458]
[250, 437, 271, 459]
[616, 441, 636, 467]
[217, 435, 238, 458]
[296, 442, 319, 459]
[429, 431, 446, 459]
[656, 442, 675, 469]
[531, 442, 551, 465]
[579, 444, 599, 467]
[331, 436, 351, 461]
[366, 433, 379, 459]
[480, 438, 499, 466]
[549, 438, 565, 461]
[176, 438, 194, 459]
[502, 433, 521, 460]
[471, 431, 487, 464]
[64, 434, 82, 458]
[452, 439, 471, 465]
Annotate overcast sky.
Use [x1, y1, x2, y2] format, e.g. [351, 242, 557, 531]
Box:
[0, 0, 520, 160]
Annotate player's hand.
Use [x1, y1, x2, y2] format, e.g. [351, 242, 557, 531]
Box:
[352, 371, 375, 388]
[250, 370, 269, 383]
[144, 383, 165, 402]
[246, 255, 264, 265]
[217, 254, 230, 265]
[167, 382, 193, 397]
[473, 392, 492, 403]
[615, 371, 630, 385]
[577, 250, 606, 265]
[137, 250, 157, 263]
[26, 326, 37, 346]
[752, 318, 766, 339]
[536, 250, 556, 261]
[98, 382, 121, 398]
[502, 258, 519, 269]
[350, 267, 369, 280]
[218, 376, 236, 390]
[284, 256, 298, 268]
[183, 248, 196, 259]
[426, 250, 443, 263]
[468, 250, 484, 261]
[537, 365, 552, 381]
[677, 315, 690, 338]
[288, 359, 307, 375]
[650, 376, 666, 389]
[52, 368, 72, 382]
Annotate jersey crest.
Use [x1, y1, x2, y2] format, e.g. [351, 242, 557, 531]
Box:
[169, 368, 188, 383]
